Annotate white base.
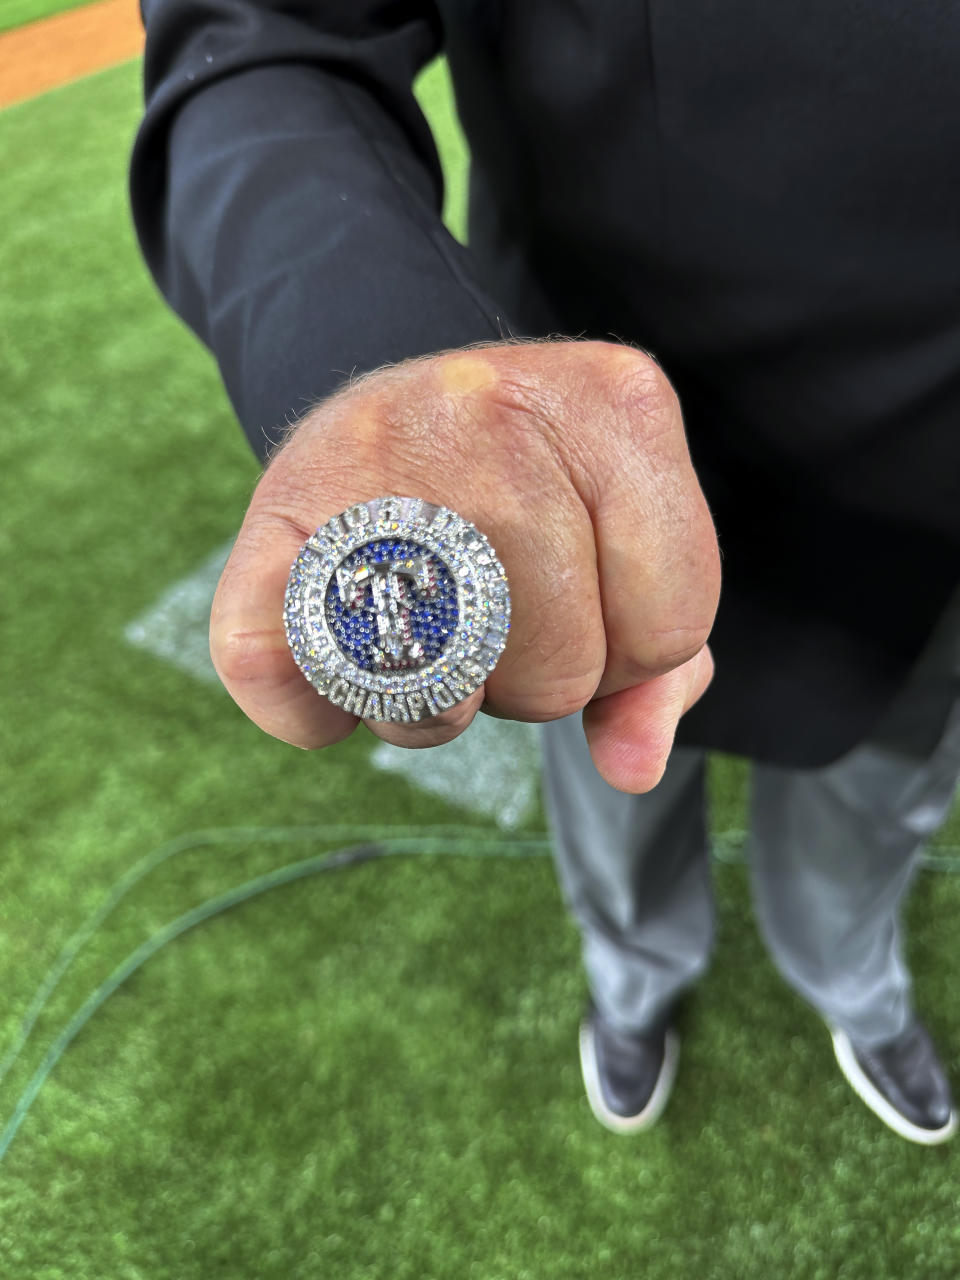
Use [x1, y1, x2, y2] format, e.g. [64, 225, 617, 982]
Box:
[579, 1021, 680, 1135]
[831, 1027, 957, 1146]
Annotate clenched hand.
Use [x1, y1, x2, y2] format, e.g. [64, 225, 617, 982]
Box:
[210, 340, 721, 793]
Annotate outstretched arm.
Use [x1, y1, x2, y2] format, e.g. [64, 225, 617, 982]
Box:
[131, 0, 508, 458]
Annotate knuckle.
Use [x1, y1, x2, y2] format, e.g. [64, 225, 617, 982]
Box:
[470, 373, 582, 488]
[493, 667, 602, 722]
[479, 374, 561, 443]
[548, 681, 601, 720]
[603, 347, 680, 434]
[622, 626, 714, 681]
[210, 625, 295, 690]
[542, 665, 605, 718]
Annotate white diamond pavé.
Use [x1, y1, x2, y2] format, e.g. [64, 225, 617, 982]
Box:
[283, 496, 511, 723]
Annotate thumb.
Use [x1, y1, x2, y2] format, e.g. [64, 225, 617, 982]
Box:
[581, 646, 715, 793]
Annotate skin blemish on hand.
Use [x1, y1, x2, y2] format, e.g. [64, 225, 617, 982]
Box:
[437, 353, 499, 397]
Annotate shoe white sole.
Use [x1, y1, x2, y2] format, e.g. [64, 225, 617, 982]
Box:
[831, 1026, 958, 1146]
[579, 1021, 680, 1135]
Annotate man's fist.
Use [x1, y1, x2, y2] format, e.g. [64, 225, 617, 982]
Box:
[210, 340, 721, 792]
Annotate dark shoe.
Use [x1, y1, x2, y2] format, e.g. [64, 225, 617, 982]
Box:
[579, 1003, 680, 1134]
[831, 1019, 957, 1145]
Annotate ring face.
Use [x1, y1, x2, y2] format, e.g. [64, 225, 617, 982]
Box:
[284, 496, 510, 722]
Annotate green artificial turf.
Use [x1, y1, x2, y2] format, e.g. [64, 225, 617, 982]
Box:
[2, 57, 960, 1280]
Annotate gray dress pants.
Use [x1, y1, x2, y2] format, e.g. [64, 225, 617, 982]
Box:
[542, 598, 960, 1049]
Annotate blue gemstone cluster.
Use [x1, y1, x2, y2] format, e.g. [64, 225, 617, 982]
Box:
[325, 538, 459, 672]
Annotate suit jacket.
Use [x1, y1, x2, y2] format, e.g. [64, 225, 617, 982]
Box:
[130, 0, 960, 767]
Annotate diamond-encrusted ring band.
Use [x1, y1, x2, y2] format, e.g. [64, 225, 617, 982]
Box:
[283, 496, 511, 723]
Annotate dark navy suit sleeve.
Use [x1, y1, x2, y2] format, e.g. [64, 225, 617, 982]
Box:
[130, 0, 510, 460]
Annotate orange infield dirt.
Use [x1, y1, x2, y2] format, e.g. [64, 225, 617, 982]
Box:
[0, 0, 144, 109]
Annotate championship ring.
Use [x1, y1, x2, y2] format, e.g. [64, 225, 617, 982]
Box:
[283, 496, 511, 722]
